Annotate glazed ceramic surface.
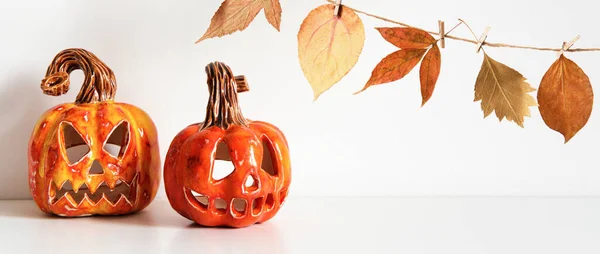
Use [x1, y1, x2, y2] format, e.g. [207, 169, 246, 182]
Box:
[164, 62, 291, 228]
[28, 48, 161, 217]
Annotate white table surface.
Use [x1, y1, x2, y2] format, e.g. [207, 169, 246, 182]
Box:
[1, 197, 599, 254]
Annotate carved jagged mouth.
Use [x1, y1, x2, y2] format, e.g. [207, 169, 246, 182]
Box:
[183, 187, 281, 218]
[50, 175, 138, 206]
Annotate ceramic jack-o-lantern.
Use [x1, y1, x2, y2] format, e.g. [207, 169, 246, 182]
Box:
[28, 48, 161, 217]
[164, 62, 291, 228]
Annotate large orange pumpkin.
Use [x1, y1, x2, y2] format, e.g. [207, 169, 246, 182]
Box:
[28, 48, 161, 217]
[164, 62, 291, 228]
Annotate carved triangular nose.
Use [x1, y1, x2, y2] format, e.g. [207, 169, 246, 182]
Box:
[89, 160, 104, 175]
[244, 175, 258, 191]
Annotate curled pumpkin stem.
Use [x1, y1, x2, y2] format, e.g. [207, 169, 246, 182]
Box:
[41, 48, 117, 103]
[234, 75, 249, 93]
[200, 62, 250, 129]
[41, 72, 70, 97]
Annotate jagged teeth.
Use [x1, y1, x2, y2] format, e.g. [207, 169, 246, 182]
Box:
[72, 181, 88, 193]
[88, 181, 106, 194]
[190, 190, 209, 206]
[50, 174, 138, 207]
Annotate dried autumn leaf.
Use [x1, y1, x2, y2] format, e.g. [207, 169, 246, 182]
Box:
[419, 44, 441, 106]
[355, 49, 427, 94]
[297, 4, 365, 100]
[537, 54, 593, 143]
[474, 53, 537, 127]
[355, 26, 440, 97]
[196, 0, 282, 43]
[263, 0, 282, 31]
[376, 27, 436, 49]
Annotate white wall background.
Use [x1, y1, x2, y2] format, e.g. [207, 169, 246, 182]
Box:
[1, 0, 598, 199]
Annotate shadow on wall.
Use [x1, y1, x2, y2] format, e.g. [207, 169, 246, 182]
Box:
[0, 73, 54, 200]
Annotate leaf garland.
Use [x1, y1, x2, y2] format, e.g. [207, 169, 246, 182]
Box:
[196, 0, 597, 143]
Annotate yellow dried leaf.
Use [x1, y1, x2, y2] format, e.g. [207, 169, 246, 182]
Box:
[474, 53, 537, 127]
[538, 55, 594, 143]
[196, 0, 281, 43]
[297, 4, 365, 100]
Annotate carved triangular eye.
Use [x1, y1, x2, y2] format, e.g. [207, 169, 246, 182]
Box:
[103, 121, 129, 159]
[62, 122, 90, 165]
[212, 142, 234, 181]
[261, 137, 278, 176]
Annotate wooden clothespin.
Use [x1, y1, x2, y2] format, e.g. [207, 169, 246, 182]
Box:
[333, 0, 342, 17]
[475, 26, 491, 53]
[557, 35, 580, 56]
[438, 20, 445, 48]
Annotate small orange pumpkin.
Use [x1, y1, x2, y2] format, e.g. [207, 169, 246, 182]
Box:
[164, 62, 291, 228]
[28, 48, 161, 217]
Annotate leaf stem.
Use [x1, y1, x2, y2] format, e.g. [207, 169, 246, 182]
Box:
[444, 20, 463, 38]
[325, 0, 600, 52]
[457, 19, 479, 41]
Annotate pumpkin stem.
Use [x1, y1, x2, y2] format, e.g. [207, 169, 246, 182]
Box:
[40, 48, 117, 103]
[200, 61, 250, 129]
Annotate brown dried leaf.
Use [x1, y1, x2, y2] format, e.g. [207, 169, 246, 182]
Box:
[263, 0, 282, 31]
[376, 27, 436, 49]
[196, 0, 281, 43]
[419, 44, 441, 106]
[355, 49, 427, 94]
[298, 4, 365, 100]
[474, 53, 537, 127]
[537, 55, 594, 143]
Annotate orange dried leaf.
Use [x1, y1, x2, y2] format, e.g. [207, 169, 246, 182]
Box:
[537, 55, 594, 143]
[298, 4, 365, 100]
[376, 27, 436, 49]
[474, 53, 537, 127]
[419, 44, 441, 106]
[355, 48, 427, 94]
[196, 0, 281, 43]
